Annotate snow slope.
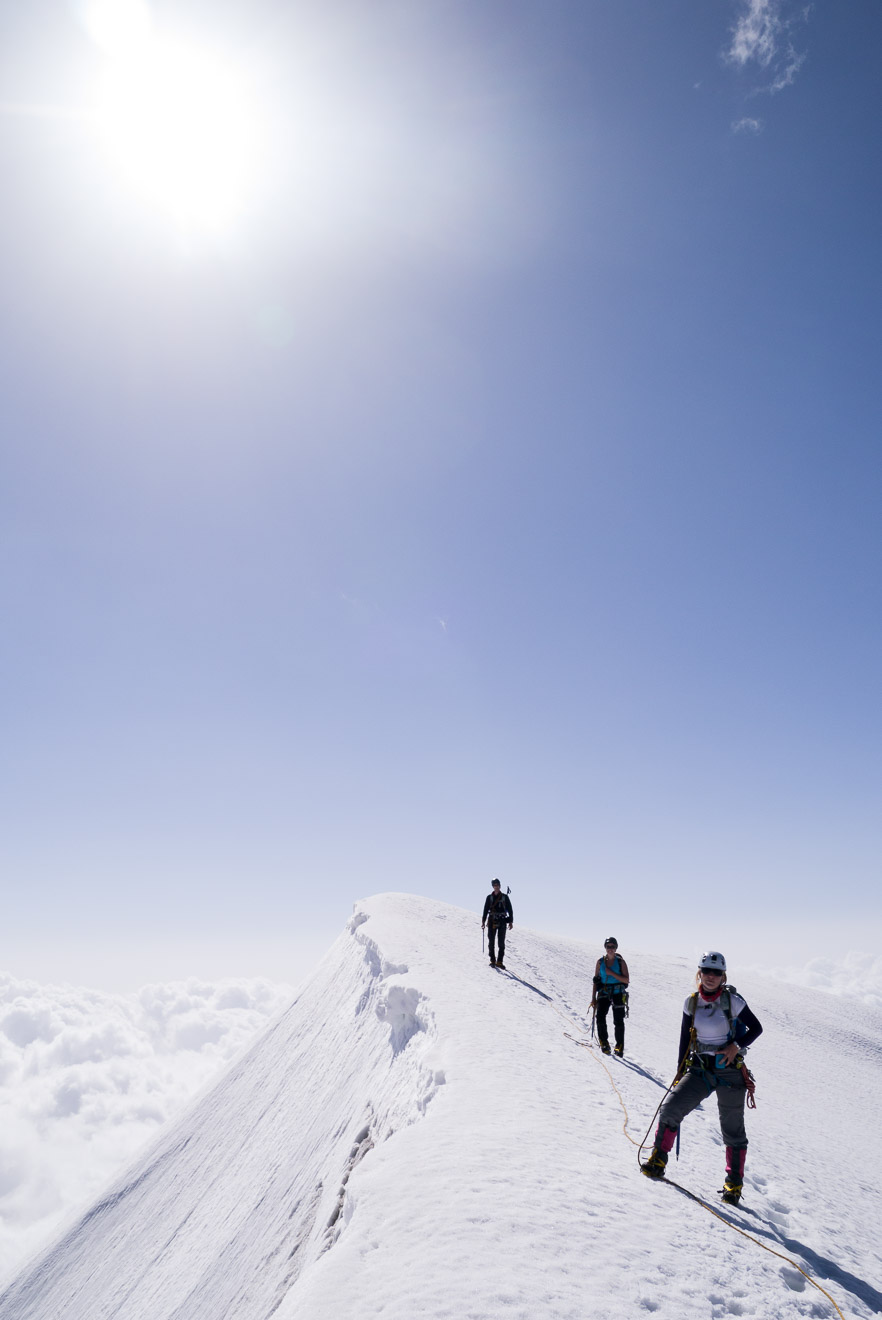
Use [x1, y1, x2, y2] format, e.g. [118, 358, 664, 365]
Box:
[1, 894, 880, 1320]
[0, 973, 294, 1281]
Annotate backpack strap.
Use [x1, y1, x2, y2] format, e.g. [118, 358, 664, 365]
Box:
[685, 987, 735, 1058]
[721, 988, 734, 1040]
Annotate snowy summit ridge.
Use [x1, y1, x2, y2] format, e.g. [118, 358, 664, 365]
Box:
[1, 894, 880, 1320]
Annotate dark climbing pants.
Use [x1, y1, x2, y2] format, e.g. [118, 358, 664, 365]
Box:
[488, 921, 507, 962]
[596, 994, 625, 1051]
[658, 1064, 748, 1149]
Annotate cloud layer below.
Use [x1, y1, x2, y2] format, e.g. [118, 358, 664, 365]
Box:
[763, 952, 882, 1012]
[0, 971, 293, 1283]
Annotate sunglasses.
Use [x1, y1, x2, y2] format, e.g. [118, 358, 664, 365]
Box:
[700, 969, 724, 976]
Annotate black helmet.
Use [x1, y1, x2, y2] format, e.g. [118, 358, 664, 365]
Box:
[604, 937, 618, 948]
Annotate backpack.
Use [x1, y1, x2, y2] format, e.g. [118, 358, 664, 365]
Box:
[488, 893, 508, 923]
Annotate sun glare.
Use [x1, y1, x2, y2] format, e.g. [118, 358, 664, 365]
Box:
[94, 33, 261, 235]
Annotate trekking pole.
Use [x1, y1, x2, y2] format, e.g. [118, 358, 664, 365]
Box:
[482, 925, 485, 955]
[590, 1003, 596, 1040]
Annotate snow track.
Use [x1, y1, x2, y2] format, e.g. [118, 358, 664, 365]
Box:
[1, 894, 879, 1320]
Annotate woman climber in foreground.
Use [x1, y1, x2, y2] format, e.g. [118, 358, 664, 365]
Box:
[641, 951, 762, 1204]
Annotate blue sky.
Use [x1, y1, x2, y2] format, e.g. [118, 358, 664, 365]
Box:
[2, 0, 880, 986]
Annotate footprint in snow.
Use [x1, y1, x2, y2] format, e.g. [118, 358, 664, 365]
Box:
[780, 1266, 807, 1292]
[709, 1295, 748, 1318]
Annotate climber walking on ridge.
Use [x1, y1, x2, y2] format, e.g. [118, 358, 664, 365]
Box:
[482, 879, 513, 968]
[640, 951, 763, 1204]
[590, 937, 629, 1056]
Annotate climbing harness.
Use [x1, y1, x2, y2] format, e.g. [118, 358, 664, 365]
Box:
[685, 987, 758, 1108]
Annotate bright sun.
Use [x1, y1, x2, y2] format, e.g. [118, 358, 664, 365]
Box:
[93, 23, 261, 235]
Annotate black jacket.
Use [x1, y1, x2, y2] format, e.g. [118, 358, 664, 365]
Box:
[482, 893, 513, 925]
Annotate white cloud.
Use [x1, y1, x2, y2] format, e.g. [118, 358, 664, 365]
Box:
[758, 952, 882, 1012]
[729, 0, 782, 69]
[0, 971, 293, 1284]
[726, 0, 809, 93]
[768, 44, 807, 93]
[732, 116, 764, 134]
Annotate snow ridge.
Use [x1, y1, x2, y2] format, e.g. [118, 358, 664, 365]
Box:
[1, 893, 880, 1320]
[0, 901, 442, 1320]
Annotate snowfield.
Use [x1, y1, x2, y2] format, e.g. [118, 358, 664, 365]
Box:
[1, 893, 880, 1320]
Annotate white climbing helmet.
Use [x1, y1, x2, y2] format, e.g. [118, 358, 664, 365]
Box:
[698, 950, 726, 973]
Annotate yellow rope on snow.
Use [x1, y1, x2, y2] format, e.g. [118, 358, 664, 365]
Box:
[661, 1176, 846, 1320]
[553, 1000, 846, 1320]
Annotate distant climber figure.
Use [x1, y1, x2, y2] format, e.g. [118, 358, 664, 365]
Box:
[590, 937, 629, 1056]
[482, 880, 513, 968]
[641, 951, 763, 1203]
